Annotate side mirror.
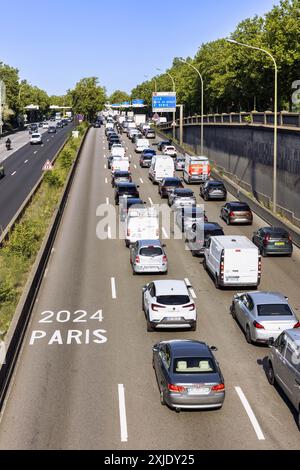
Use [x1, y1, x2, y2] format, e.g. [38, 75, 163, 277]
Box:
[152, 346, 159, 353]
[137, 185, 140, 189]
[210, 346, 218, 352]
[142, 285, 148, 293]
[162, 244, 167, 248]
[268, 338, 275, 347]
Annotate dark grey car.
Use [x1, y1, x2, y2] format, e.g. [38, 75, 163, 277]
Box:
[252, 227, 293, 257]
[152, 340, 225, 412]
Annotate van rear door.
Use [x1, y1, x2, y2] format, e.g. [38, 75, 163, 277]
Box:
[224, 248, 258, 285]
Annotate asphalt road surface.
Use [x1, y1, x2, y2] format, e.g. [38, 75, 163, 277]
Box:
[0, 127, 300, 449]
[0, 124, 72, 232]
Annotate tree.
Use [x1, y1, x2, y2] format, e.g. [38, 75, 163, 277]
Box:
[70, 77, 106, 121]
[109, 90, 131, 104]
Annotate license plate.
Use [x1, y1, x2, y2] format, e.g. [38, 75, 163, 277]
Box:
[275, 242, 285, 246]
[189, 387, 210, 395]
[227, 276, 239, 281]
[167, 317, 179, 321]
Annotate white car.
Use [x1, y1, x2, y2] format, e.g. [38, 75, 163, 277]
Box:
[135, 138, 150, 153]
[142, 280, 197, 331]
[30, 133, 43, 145]
[163, 145, 177, 158]
[42, 122, 49, 129]
[111, 144, 125, 158]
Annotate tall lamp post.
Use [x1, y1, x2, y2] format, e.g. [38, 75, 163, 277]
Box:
[179, 58, 204, 155]
[156, 68, 176, 140]
[227, 38, 278, 214]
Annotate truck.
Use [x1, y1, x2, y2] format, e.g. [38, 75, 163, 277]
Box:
[134, 114, 147, 126]
[183, 155, 211, 184]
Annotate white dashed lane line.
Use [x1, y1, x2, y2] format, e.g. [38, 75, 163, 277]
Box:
[105, 178, 108, 184]
[162, 227, 169, 239]
[118, 384, 128, 443]
[148, 197, 153, 206]
[184, 278, 197, 299]
[24, 160, 28, 164]
[140, 178, 144, 184]
[111, 277, 117, 299]
[34, 151, 38, 155]
[11, 171, 16, 176]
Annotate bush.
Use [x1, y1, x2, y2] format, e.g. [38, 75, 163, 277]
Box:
[9, 220, 41, 259]
[0, 278, 16, 303]
[44, 169, 63, 187]
[60, 149, 73, 169]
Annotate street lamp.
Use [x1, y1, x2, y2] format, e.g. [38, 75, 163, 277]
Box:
[156, 68, 176, 139]
[227, 38, 278, 214]
[179, 58, 204, 155]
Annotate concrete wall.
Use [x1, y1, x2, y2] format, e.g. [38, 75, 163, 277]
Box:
[165, 124, 300, 225]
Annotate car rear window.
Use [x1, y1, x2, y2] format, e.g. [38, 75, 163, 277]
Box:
[205, 229, 224, 237]
[175, 190, 194, 197]
[164, 180, 181, 186]
[269, 231, 289, 239]
[139, 247, 163, 257]
[209, 183, 224, 189]
[119, 187, 137, 194]
[157, 295, 190, 305]
[257, 304, 293, 317]
[174, 357, 216, 374]
[230, 204, 250, 211]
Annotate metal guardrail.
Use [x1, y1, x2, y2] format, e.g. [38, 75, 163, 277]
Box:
[160, 111, 300, 129]
[0, 127, 89, 409]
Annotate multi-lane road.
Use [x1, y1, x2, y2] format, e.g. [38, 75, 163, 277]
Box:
[0, 127, 300, 449]
[0, 123, 72, 232]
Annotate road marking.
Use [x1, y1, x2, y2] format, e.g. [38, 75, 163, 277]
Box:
[134, 164, 137, 169]
[118, 384, 128, 443]
[24, 160, 28, 164]
[106, 197, 109, 205]
[184, 278, 197, 299]
[104, 154, 106, 159]
[162, 227, 169, 239]
[103, 146, 106, 150]
[235, 387, 265, 441]
[34, 151, 38, 154]
[44, 268, 49, 279]
[140, 178, 144, 184]
[47, 139, 49, 142]
[148, 197, 153, 206]
[11, 171, 16, 176]
[111, 277, 117, 299]
[104, 164, 107, 169]
[41, 144, 44, 147]
[105, 178, 108, 184]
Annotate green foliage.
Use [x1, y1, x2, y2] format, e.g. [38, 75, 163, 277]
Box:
[60, 149, 74, 169]
[9, 220, 41, 259]
[109, 90, 131, 104]
[0, 278, 16, 303]
[43, 169, 63, 187]
[70, 77, 107, 121]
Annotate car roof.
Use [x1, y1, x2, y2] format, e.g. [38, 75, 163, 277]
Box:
[154, 280, 189, 296]
[204, 222, 223, 230]
[208, 180, 224, 185]
[263, 226, 289, 234]
[166, 340, 212, 358]
[247, 291, 288, 305]
[211, 235, 255, 249]
[228, 201, 250, 208]
[163, 177, 181, 182]
[284, 329, 300, 342]
[138, 240, 162, 247]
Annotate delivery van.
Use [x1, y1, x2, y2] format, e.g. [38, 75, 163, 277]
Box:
[184, 155, 211, 184]
[125, 207, 159, 247]
[203, 236, 261, 289]
[111, 157, 130, 174]
[135, 138, 150, 153]
[149, 155, 175, 184]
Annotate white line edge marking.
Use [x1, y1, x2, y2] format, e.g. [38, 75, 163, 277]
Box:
[134, 164, 137, 169]
[140, 178, 144, 184]
[106, 197, 109, 205]
[105, 178, 108, 184]
[118, 384, 128, 443]
[11, 171, 16, 176]
[104, 164, 107, 169]
[111, 277, 117, 299]
[189, 289, 197, 299]
[148, 197, 153, 206]
[235, 386, 265, 441]
[108, 226, 112, 239]
[34, 151, 37, 154]
[24, 160, 28, 164]
[162, 227, 169, 239]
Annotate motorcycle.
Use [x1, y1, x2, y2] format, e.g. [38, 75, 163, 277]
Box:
[5, 141, 11, 151]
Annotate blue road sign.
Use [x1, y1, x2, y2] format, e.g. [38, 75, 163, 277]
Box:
[152, 93, 176, 112]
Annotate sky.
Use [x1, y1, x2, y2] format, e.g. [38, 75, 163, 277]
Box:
[0, 0, 279, 97]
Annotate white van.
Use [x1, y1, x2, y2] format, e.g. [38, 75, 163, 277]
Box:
[135, 138, 150, 153]
[149, 155, 175, 184]
[111, 144, 125, 158]
[203, 236, 261, 289]
[111, 158, 130, 174]
[125, 207, 159, 247]
[105, 122, 114, 130]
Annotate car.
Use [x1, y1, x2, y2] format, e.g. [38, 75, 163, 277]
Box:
[56, 121, 63, 129]
[111, 144, 125, 158]
[28, 123, 38, 134]
[163, 145, 177, 158]
[125, 207, 159, 247]
[175, 155, 185, 171]
[220, 202, 253, 225]
[185, 222, 224, 256]
[130, 240, 168, 275]
[109, 137, 121, 150]
[61, 119, 68, 126]
[175, 207, 208, 233]
[200, 180, 227, 201]
[38, 122, 43, 128]
[142, 148, 156, 158]
[42, 122, 49, 129]
[252, 227, 293, 257]
[119, 198, 145, 222]
[132, 133, 143, 144]
[159, 177, 184, 198]
[48, 126, 56, 134]
[93, 121, 101, 128]
[114, 182, 140, 205]
[142, 280, 197, 331]
[168, 189, 196, 209]
[0, 163, 5, 178]
[152, 340, 225, 412]
[145, 129, 156, 139]
[111, 170, 132, 187]
[30, 133, 42, 145]
[107, 155, 115, 169]
[231, 292, 300, 345]
[157, 140, 172, 152]
[267, 330, 300, 429]
[140, 154, 154, 168]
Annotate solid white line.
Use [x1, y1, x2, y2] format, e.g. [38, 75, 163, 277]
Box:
[140, 178, 144, 184]
[148, 197, 153, 206]
[105, 178, 108, 184]
[24, 160, 28, 164]
[111, 277, 117, 299]
[189, 288, 197, 299]
[118, 384, 128, 443]
[11, 171, 16, 176]
[34, 151, 38, 154]
[235, 387, 265, 441]
[106, 197, 109, 205]
[162, 227, 169, 239]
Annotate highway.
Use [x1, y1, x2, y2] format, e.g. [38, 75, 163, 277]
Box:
[0, 126, 300, 450]
[0, 124, 73, 233]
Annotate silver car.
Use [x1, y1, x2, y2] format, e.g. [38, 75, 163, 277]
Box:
[267, 330, 300, 429]
[231, 292, 300, 344]
[130, 240, 168, 275]
[152, 340, 225, 412]
[175, 155, 185, 171]
[168, 189, 196, 210]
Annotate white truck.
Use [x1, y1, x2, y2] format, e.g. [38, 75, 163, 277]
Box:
[183, 155, 211, 184]
[134, 114, 146, 126]
[203, 236, 261, 289]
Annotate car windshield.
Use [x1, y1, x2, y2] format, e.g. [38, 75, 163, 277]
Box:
[139, 247, 163, 257]
[257, 304, 293, 317]
[115, 172, 129, 178]
[143, 155, 153, 160]
[156, 295, 190, 305]
[174, 357, 216, 374]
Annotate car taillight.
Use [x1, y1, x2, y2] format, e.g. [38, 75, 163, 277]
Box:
[288, 235, 292, 242]
[229, 211, 234, 218]
[135, 256, 140, 264]
[183, 303, 195, 311]
[263, 234, 270, 246]
[211, 383, 225, 392]
[258, 256, 262, 278]
[253, 321, 264, 329]
[293, 322, 300, 329]
[168, 384, 186, 393]
[152, 304, 165, 312]
[162, 255, 167, 263]
[127, 229, 131, 236]
[220, 250, 225, 280]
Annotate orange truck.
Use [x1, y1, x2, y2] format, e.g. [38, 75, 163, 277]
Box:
[183, 155, 211, 184]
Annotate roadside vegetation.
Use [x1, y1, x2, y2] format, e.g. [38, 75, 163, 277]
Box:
[0, 122, 88, 338]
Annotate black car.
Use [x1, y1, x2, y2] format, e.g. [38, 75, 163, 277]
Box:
[145, 129, 156, 139]
[159, 177, 184, 198]
[108, 137, 121, 150]
[119, 198, 145, 221]
[93, 121, 101, 128]
[200, 180, 227, 201]
[28, 124, 38, 134]
[252, 226, 293, 257]
[186, 222, 224, 256]
[157, 140, 172, 151]
[56, 121, 63, 128]
[114, 183, 140, 205]
[112, 171, 132, 187]
[48, 126, 57, 134]
[61, 119, 68, 126]
[0, 163, 5, 178]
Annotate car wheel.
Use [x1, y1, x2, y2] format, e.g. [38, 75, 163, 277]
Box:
[261, 248, 268, 258]
[214, 274, 220, 289]
[160, 391, 166, 406]
[226, 216, 230, 226]
[147, 320, 153, 332]
[175, 407, 181, 413]
[190, 322, 196, 332]
[267, 362, 275, 386]
[246, 325, 252, 344]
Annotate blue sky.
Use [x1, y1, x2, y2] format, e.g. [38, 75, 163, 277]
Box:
[1, 0, 278, 96]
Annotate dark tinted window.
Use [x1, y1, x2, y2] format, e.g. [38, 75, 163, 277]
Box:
[175, 190, 194, 197]
[257, 304, 293, 317]
[229, 203, 250, 211]
[209, 183, 225, 189]
[174, 357, 216, 374]
[164, 179, 181, 186]
[205, 229, 224, 237]
[119, 186, 138, 194]
[139, 247, 163, 257]
[268, 230, 290, 239]
[157, 295, 190, 305]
